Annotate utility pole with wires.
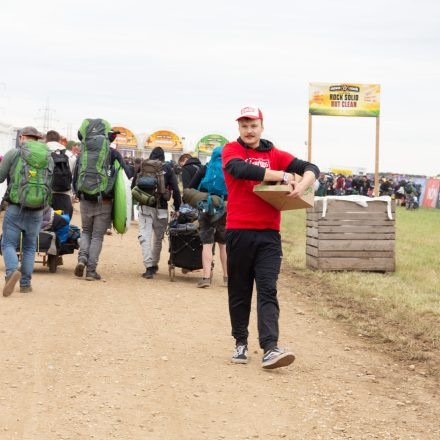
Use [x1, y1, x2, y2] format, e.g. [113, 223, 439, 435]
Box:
[35, 99, 58, 134]
[64, 122, 73, 140]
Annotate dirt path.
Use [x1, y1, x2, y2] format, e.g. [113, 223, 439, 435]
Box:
[0, 212, 439, 440]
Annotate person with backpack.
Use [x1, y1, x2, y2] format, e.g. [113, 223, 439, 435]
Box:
[222, 106, 319, 369]
[179, 153, 202, 189]
[72, 119, 132, 281]
[188, 146, 228, 288]
[46, 130, 76, 219]
[133, 146, 181, 279]
[0, 126, 54, 296]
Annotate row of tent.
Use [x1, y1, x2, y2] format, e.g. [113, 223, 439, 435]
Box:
[112, 128, 228, 156]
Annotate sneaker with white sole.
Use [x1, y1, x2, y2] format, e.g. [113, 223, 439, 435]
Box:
[231, 344, 248, 364]
[262, 347, 295, 369]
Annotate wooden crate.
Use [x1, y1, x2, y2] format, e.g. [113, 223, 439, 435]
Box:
[306, 199, 395, 272]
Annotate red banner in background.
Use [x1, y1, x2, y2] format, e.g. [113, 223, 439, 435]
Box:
[422, 179, 440, 208]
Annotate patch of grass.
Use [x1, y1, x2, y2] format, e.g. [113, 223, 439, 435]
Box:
[281, 207, 440, 375]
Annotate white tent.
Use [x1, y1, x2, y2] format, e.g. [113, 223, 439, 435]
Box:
[0, 121, 13, 200]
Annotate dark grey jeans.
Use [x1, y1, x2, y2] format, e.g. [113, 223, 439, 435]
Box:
[78, 200, 112, 271]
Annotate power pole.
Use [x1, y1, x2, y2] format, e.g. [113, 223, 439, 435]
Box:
[36, 98, 57, 133]
[64, 122, 73, 140]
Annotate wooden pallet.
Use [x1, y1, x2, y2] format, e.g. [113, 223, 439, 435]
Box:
[306, 199, 395, 272]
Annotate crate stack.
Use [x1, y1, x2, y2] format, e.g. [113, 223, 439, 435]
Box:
[306, 198, 395, 272]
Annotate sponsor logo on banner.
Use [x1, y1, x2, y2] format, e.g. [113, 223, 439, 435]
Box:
[309, 83, 380, 117]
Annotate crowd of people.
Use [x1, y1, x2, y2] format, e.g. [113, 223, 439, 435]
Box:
[0, 106, 321, 370]
[315, 173, 422, 207]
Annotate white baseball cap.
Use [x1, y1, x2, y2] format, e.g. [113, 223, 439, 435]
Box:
[236, 105, 263, 121]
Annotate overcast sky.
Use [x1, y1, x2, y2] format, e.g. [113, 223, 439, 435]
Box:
[0, 0, 439, 176]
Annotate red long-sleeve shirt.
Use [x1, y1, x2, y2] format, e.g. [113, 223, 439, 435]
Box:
[222, 140, 294, 231]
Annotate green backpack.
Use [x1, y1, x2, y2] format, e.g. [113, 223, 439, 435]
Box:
[77, 118, 114, 199]
[9, 141, 53, 209]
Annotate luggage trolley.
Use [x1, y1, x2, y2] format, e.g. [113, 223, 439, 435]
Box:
[0, 228, 80, 273]
[34, 230, 80, 273]
[167, 225, 214, 282]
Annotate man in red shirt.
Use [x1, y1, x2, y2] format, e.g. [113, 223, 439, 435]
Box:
[222, 106, 319, 369]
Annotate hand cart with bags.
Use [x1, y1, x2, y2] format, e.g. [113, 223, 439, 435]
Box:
[167, 204, 214, 282]
[0, 225, 80, 273]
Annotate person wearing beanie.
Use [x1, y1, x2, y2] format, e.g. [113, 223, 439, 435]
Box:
[135, 146, 181, 279]
[222, 106, 320, 370]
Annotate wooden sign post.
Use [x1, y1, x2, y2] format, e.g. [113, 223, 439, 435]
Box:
[308, 83, 381, 195]
[307, 113, 312, 162]
[374, 115, 380, 196]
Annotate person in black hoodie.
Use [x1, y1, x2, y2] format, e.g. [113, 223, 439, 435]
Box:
[179, 153, 202, 189]
[135, 147, 181, 279]
[222, 105, 319, 370]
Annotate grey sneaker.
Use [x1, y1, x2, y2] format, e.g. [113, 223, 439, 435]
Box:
[3, 271, 21, 297]
[223, 276, 228, 287]
[197, 278, 210, 288]
[262, 347, 295, 370]
[85, 271, 101, 281]
[74, 260, 86, 278]
[232, 344, 248, 364]
[20, 285, 33, 293]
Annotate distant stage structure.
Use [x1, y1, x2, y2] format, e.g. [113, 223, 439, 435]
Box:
[112, 126, 138, 157]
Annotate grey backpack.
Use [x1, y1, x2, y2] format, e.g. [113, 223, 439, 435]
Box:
[76, 118, 114, 200]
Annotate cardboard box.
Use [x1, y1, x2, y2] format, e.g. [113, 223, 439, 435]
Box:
[253, 175, 315, 211]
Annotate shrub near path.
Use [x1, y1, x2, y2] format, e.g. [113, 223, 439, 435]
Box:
[281, 206, 440, 376]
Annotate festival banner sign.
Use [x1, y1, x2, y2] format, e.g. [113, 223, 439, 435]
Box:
[112, 126, 138, 149]
[145, 130, 183, 151]
[196, 134, 229, 155]
[309, 83, 380, 117]
[422, 179, 440, 209]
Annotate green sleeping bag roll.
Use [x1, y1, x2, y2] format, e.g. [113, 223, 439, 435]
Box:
[112, 162, 131, 234]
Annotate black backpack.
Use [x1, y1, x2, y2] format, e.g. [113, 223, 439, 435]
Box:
[52, 150, 72, 192]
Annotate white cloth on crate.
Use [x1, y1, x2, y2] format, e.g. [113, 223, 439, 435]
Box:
[315, 195, 393, 220]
